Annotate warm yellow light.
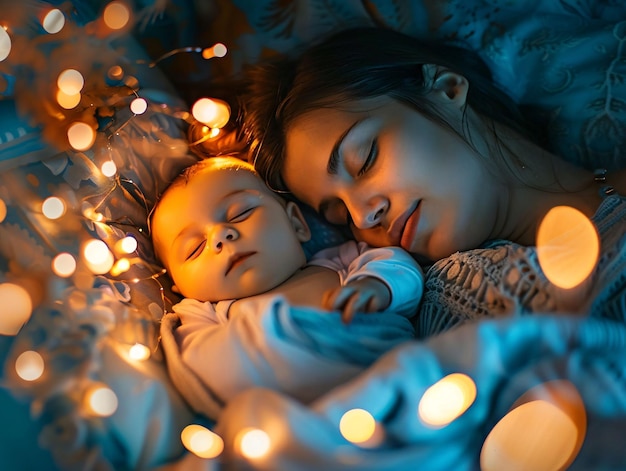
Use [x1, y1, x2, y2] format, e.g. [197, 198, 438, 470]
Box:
[418, 373, 477, 427]
[202, 42, 227, 59]
[118, 236, 138, 254]
[57, 69, 84, 95]
[52, 252, 77, 277]
[0, 26, 11, 62]
[85, 385, 118, 417]
[83, 239, 114, 274]
[481, 400, 580, 471]
[191, 98, 230, 128]
[56, 89, 81, 109]
[107, 65, 124, 80]
[101, 160, 117, 177]
[0, 283, 33, 335]
[130, 97, 148, 115]
[181, 424, 224, 459]
[110, 257, 131, 276]
[15, 350, 44, 381]
[103, 1, 131, 30]
[208, 127, 220, 138]
[0, 197, 7, 222]
[42, 9, 65, 34]
[536, 206, 599, 289]
[67, 122, 96, 151]
[128, 343, 151, 361]
[339, 408, 377, 445]
[42, 196, 66, 219]
[237, 428, 271, 459]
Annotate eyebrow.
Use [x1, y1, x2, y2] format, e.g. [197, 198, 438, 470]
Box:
[327, 120, 361, 175]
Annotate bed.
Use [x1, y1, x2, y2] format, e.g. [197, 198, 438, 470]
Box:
[1, 1, 626, 470]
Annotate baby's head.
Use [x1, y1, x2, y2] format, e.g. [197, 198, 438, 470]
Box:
[151, 156, 311, 302]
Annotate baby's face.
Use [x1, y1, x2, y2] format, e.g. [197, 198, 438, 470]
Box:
[152, 165, 309, 302]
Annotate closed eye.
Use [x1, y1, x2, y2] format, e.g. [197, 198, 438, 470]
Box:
[229, 207, 255, 222]
[358, 138, 378, 177]
[186, 239, 206, 261]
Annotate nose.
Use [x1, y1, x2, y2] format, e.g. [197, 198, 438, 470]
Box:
[211, 226, 238, 253]
[346, 195, 388, 229]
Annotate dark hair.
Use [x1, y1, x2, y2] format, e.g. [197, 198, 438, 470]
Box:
[242, 26, 539, 191]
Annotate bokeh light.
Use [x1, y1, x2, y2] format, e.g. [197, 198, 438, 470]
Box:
[52, 252, 77, 277]
[56, 89, 81, 109]
[57, 69, 84, 95]
[83, 239, 115, 274]
[339, 408, 378, 445]
[101, 160, 117, 177]
[85, 385, 118, 417]
[130, 97, 148, 115]
[0, 26, 11, 62]
[202, 42, 227, 59]
[42, 9, 65, 34]
[128, 343, 151, 361]
[103, 1, 131, 30]
[536, 206, 599, 289]
[181, 424, 224, 459]
[418, 373, 477, 427]
[0, 283, 33, 335]
[236, 428, 271, 459]
[107, 65, 124, 80]
[117, 236, 138, 254]
[110, 257, 131, 276]
[67, 122, 96, 151]
[0, 197, 7, 222]
[15, 350, 45, 381]
[42, 196, 66, 219]
[191, 98, 230, 128]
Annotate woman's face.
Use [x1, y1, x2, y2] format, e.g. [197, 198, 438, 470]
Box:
[282, 97, 506, 261]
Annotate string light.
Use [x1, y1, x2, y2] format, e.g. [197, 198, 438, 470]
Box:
[57, 69, 84, 95]
[0, 283, 33, 335]
[85, 384, 118, 417]
[0, 197, 7, 222]
[418, 373, 477, 427]
[56, 89, 81, 109]
[339, 409, 382, 447]
[42, 196, 66, 219]
[83, 239, 115, 274]
[103, 1, 131, 30]
[52, 252, 77, 277]
[236, 428, 271, 460]
[128, 343, 151, 361]
[15, 351, 45, 381]
[130, 97, 147, 115]
[191, 98, 230, 128]
[0, 26, 11, 62]
[181, 424, 224, 459]
[101, 160, 117, 177]
[42, 9, 65, 34]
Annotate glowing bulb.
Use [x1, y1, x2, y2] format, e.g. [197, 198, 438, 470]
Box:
[67, 122, 96, 151]
[181, 424, 224, 459]
[130, 97, 148, 115]
[0, 197, 7, 222]
[128, 343, 151, 361]
[42, 9, 65, 34]
[118, 236, 137, 254]
[191, 98, 230, 128]
[42, 196, 66, 219]
[208, 127, 220, 138]
[107, 65, 124, 80]
[85, 385, 118, 417]
[481, 400, 580, 471]
[110, 257, 131, 276]
[52, 252, 77, 277]
[339, 409, 378, 445]
[101, 160, 117, 177]
[202, 42, 227, 59]
[15, 351, 44, 381]
[536, 206, 599, 289]
[57, 69, 84, 95]
[0, 283, 33, 335]
[237, 428, 270, 459]
[83, 239, 114, 274]
[0, 26, 11, 62]
[103, 1, 131, 30]
[418, 373, 477, 427]
[56, 89, 81, 109]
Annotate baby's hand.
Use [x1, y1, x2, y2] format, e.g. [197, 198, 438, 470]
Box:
[323, 277, 391, 324]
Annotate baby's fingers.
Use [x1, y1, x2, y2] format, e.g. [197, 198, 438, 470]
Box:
[324, 286, 355, 311]
[341, 292, 374, 324]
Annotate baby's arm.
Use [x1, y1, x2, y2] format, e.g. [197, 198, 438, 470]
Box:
[308, 241, 424, 322]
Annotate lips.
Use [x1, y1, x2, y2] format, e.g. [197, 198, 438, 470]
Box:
[388, 201, 421, 250]
[225, 252, 256, 275]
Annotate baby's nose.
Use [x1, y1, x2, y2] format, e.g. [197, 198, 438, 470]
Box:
[212, 226, 238, 252]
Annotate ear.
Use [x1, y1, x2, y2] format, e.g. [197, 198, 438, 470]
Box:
[285, 201, 311, 243]
[422, 64, 469, 108]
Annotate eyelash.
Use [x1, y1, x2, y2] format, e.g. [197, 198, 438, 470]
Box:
[358, 138, 378, 177]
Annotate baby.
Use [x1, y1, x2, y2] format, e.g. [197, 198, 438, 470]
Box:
[152, 156, 424, 416]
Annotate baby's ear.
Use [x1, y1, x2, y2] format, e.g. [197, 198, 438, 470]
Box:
[422, 64, 469, 108]
[285, 201, 311, 242]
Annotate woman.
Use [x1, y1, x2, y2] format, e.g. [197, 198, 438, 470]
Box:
[243, 26, 626, 336]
